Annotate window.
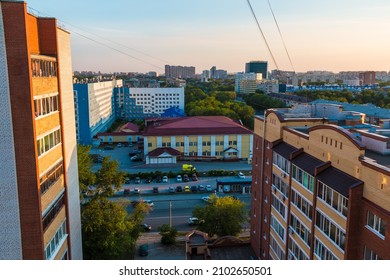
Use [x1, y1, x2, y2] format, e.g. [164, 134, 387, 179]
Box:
[42, 194, 65, 231]
[290, 213, 311, 246]
[272, 173, 289, 198]
[314, 238, 337, 260]
[292, 165, 314, 192]
[291, 189, 313, 219]
[316, 210, 346, 251]
[273, 152, 290, 174]
[34, 94, 59, 118]
[288, 237, 309, 260]
[364, 246, 382, 260]
[317, 181, 348, 217]
[366, 211, 386, 238]
[271, 194, 286, 219]
[45, 220, 67, 259]
[37, 129, 62, 157]
[31, 58, 57, 77]
[40, 161, 63, 194]
[270, 235, 285, 260]
[270, 215, 285, 241]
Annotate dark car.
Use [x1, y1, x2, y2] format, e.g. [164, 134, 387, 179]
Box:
[192, 173, 198, 181]
[129, 152, 137, 157]
[155, 176, 162, 183]
[153, 187, 159, 193]
[131, 155, 143, 162]
[139, 244, 149, 256]
[176, 186, 183, 192]
[124, 177, 131, 184]
[141, 223, 151, 231]
[123, 189, 130, 197]
[104, 146, 114, 150]
[145, 177, 152, 183]
[183, 174, 189, 182]
[190, 185, 198, 192]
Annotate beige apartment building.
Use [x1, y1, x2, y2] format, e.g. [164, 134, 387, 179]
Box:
[251, 107, 390, 260]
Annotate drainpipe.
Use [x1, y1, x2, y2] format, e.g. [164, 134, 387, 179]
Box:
[258, 109, 268, 258]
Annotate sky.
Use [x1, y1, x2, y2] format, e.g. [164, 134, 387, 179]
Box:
[24, 0, 390, 74]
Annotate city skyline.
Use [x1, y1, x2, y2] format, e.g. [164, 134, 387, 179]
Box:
[25, 0, 390, 74]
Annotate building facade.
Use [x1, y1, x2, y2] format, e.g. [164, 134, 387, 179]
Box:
[73, 79, 121, 144]
[251, 109, 390, 260]
[164, 64, 195, 79]
[235, 72, 262, 95]
[114, 87, 185, 120]
[0, 1, 82, 259]
[143, 116, 253, 164]
[246, 61, 268, 80]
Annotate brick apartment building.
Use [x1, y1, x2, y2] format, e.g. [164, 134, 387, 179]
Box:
[0, 1, 82, 259]
[251, 108, 389, 260]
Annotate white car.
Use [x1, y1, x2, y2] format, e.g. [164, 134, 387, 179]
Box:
[134, 187, 141, 194]
[162, 175, 168, 183]
[144, 200, 154, 207]
[206, 185, 212, 192]
[238, 172, 245, 179]
[188, 217, 203, 225]
[201, 196, 210, 203]
[176, 175, 182, 182]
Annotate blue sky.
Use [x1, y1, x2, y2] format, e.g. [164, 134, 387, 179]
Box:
[25, 0, 390, 74]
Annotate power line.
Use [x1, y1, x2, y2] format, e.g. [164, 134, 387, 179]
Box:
[28, 7, 167, 71]
[267, 0, 295, 73]
[246, 0, 279, 70]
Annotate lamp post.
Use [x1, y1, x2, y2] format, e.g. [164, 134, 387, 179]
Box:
[169, 201, 172, 228]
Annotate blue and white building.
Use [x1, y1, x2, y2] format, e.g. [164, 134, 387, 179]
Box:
[114, 87, 185, 120]
[74, 79, 122, 144]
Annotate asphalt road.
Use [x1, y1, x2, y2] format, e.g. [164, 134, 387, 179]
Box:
[118, 192, 251, 232]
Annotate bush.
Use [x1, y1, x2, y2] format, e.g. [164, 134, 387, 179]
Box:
[158, 224, 178, 245]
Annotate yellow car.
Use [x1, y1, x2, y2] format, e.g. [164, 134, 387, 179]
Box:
[184, 186, 190, 192]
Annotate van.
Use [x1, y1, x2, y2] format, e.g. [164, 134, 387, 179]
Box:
[182, 164, 196, 172]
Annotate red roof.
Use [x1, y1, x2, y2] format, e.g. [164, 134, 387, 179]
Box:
[118, 122, 139, 133]
[143, 116, 252, 136]
[148, 147, 182, 157]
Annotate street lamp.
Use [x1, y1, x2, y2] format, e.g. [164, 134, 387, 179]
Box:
[169, 201, 172, 228]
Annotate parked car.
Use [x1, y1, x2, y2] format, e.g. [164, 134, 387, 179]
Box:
[139, 244, 149, 256]
[153, 187, 159, 193]
[206, 185, 213, 192]
[238, 172, 245, 179]
[104, 146, 114, 150]
[188, 217, 203, 225]
[198, 185, 205, 192]
[117, 143, 122, 148]
[183, 174, 189, 182]
[190, 185, 198, 192]
[129, 152, 138, 157]
[176, 175, 182, 182]
[134, 177, 141, 184]
[141, 223, 151, 231]
[131, 155, 142, 162]
[169, 186, 175, 193]
[123, 188, 130, 197]
[124, 177, 131, 184]
[155, 176, 162, 183]
[145, 177, 152, 183]
[192, 173, 198, 181]
[134, 187, 141, 194]
[176, 186, 183, 192]
[162, 175, 168, 183]
[184, 186, 190, 192]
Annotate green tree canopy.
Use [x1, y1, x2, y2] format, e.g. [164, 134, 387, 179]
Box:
[95, 156, 126, 196]
[193, 195, 247, 237]
[77, 144, 96, 193]
[81, 197, 149, 260]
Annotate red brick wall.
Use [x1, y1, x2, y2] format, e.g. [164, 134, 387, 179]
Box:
[2, 1, 44, 259]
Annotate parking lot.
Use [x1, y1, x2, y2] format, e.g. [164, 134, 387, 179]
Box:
[90, 144, 253, 174]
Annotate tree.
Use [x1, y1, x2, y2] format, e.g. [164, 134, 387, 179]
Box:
[77, 144, 96, 194]
[81, 197, 149, 259]
[95, 156, 126, 196]
[158, 224, 178, 245]
[192, 195, 247, 237]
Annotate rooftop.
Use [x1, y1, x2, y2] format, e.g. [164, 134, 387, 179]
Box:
[143, 116, 253, 136]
